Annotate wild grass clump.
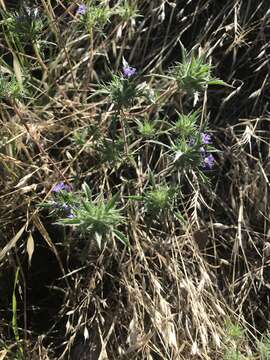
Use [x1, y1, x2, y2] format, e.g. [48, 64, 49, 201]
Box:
[0, 1, 270, 359]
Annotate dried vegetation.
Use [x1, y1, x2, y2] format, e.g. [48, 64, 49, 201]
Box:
[0, 0, 270, 359]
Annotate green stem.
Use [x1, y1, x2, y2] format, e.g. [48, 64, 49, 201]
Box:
[12, 268, 24, 359]
[33, 41, 48, 79]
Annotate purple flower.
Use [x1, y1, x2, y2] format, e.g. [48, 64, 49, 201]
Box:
[52, 182, 72, 193]
[201, 133, 211, 144]
[122, 66, 137, 78]
[52, 182, 65, 192]
[203, 154, 215, 169]
[76, 4, 87, 15]
[53, 201, 74, 218]
[188, 138, 195, 147]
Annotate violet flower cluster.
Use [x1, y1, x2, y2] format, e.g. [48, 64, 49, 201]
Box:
[201, 133, 211, 144]
[200, 133, 214, 169]
[122, 66, 137, 78]
[203, 154, 215, 168]
[76, 4, 87, 16]
[52, 182, 74, 218]
[189, 133, 215, 169]
[52, 182, 72, 193]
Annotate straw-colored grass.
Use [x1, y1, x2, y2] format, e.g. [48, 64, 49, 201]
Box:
[0, 1, 269, 359]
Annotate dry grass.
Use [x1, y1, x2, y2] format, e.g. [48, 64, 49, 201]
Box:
[0, 0, 270, 359]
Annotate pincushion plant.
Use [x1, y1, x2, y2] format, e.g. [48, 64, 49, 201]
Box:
[58, 185, 127, 249]
[137, 119, 157, 138]
[78, 2, 111, 32]
[42, 182, 127, 250]
[170, 45, 226, 94]
[3, 6, 43, 45]
[3, 1, 267, 359]
[99, 59, 150, 110]
[39, 48, 220, 256]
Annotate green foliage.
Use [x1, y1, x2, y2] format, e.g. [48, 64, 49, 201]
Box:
[137, 120, 157, 138]
[71, 128, 89, 147]
[258, 332, 270, 360]
[223, 349, 246, 360]
[56, 183, 128, 249]
[97, 138, 125, 166]
[80, 2, 111, 32]
[174, 111, 198, 138]
[223, 321, 247, 360]
[172, 138, 202, 169]
[101, 74, 139, 109]
[225, 322, 245, 341]
[144, 184, 175, 214]
[0, 75, 23, 99]
[170, 45, 225, 94]
[116, 1, 140, 21]
[4, 9, 44, 44]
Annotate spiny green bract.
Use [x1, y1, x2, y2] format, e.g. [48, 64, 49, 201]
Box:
[87, 6, 110, 29]
[170, 46, 225, 94]
[80, 3, 111, 32]
[71, 128, 89, 148]
[144, 185, 175, 214]
[57, 183, 128, 249]
[137, 120, 157, 138]
[101, 74, 142, 109]
[172, 138, 202, 169]
[174, 111, 198, 138]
